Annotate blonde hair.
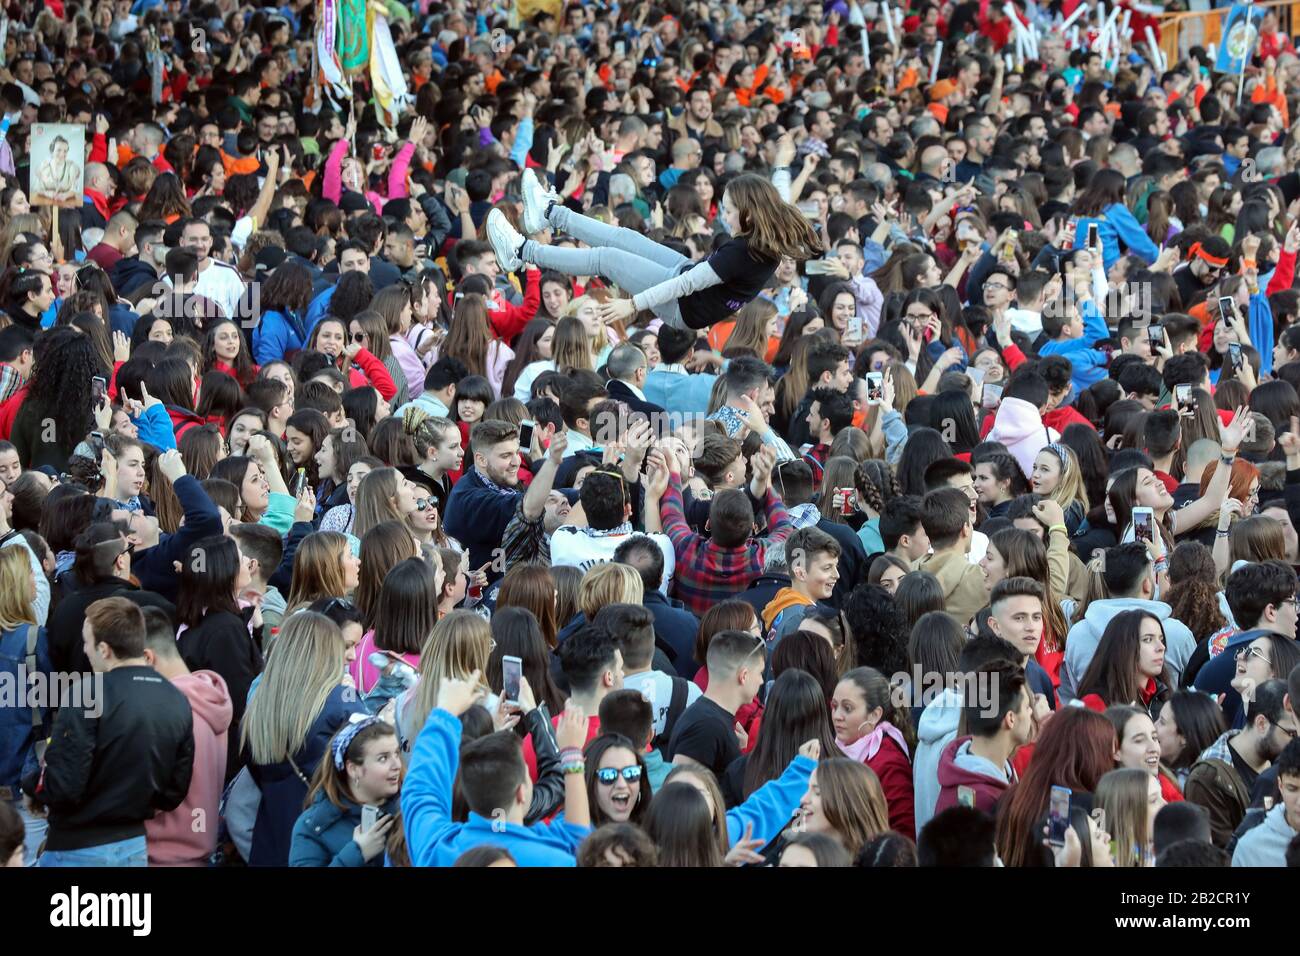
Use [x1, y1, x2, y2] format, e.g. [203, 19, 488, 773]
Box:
[578, 563, 644, 619]
[1095, 768, 1151, 867]
[0, 546, 36, 630]
[404, 610, 493, 738]
[284, 531, 351, 615]
[1040, 444, 1090, 511]
[241, 612, 345, 765]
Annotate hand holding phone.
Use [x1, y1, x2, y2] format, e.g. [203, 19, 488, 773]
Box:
[1048, 785, 1071, 847]
[1132, 506, 1155, 544]
[502, 655, 523, 705]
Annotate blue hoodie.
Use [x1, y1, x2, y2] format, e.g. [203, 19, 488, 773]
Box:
[913, 687, 962, 835]
[401, 708, 591, 867]
[1061, 597, 1197, 704]
[1071, 203, 1159, 273]
[1232, 802, 1297, 867]
[722, 752, 816, 848]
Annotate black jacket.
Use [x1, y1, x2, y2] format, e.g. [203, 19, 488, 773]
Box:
[738, 574, 792, 623]
[817, 518, 867, 608]
[642, 589, 701, 678]
[31, 665, 194, 851]
[48, 578, 176, 675]
[177, 609, 264, 783]
[132, 474, 223, 603]
[605, 379, 667, 421]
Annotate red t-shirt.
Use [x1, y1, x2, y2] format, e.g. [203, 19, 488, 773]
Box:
[522, 713, 601, 782]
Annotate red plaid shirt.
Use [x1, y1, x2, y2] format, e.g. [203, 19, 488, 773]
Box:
[660, 473, 793, 617]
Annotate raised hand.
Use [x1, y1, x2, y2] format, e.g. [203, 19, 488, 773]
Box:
[436, 669, 487, 717]
[724, 821, 766, 866]
[1219, 405, 1249, 454]
[555, 701, 588, 750]
[156, 448, 186, 484]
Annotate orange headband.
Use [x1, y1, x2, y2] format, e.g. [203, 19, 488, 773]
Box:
[1189, 242, 1228, 268]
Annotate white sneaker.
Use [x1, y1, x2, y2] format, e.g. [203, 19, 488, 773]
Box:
[487, 209, 525, 272]
[521, 168, 559, 235]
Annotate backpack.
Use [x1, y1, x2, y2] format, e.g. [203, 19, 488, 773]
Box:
[655, 676, 690, 752]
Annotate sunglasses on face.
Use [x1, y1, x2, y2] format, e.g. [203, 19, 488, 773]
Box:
[352, 332, 367, 342]
[595, 765, 643, 785]
[414, 497, 435, 511]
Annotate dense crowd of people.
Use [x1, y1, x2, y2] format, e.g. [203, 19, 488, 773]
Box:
[6, 0, 1300, 870]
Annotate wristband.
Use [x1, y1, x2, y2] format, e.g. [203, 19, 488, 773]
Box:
[561, 761, 586, 775]
[1216, 529, 1230, 537]
[1048, 523, 1068, 535]
[1242, 258, 1257, 269]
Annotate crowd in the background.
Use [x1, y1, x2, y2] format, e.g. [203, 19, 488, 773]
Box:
[7, 0, 1300, 870]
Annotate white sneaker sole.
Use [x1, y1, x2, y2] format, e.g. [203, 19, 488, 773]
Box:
[521, 169, 557, 236]
[487, 210, 524, 272]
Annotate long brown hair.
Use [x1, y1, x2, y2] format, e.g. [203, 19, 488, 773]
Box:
[442, 293, 492, 377]
[725, 174, 821, 261]
[284, 531, 351, 614]
[497, 564, 559, 649]
[552, 315, 593, 372]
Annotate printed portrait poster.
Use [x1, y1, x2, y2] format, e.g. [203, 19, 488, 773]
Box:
[29, 123, 85, 208]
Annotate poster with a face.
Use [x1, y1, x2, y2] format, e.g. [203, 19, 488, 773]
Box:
[29, 123, 85, 208]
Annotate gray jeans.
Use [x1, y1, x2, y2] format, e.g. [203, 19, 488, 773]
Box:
[522, 206, 690, 328]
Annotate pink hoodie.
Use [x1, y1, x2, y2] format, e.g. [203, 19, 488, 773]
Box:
[986, 396, 1060, 479]
[146, 670, 233, 866]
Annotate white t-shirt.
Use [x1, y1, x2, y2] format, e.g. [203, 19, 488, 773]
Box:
[623, 669, 701, 739]
[549, 527, 676, 595]
[195, 259, 248, 322]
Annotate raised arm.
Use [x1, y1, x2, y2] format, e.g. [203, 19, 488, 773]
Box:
[1170, 407, 1247, 535]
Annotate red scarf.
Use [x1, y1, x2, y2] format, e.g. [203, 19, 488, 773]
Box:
[85, 187, 110, 222]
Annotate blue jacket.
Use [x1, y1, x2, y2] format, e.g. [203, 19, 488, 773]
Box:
[130, 403, 176, 452]
[247, 685, 368, 866]
[0, 624, 49, 790]
[1038, 297, 1110, 396]
[723, 752, 816, 848]
[644, 368, 717, 416]
[1194, 627, 1279, 726]
[253, 308, 308, 365]
[132, 475, 223, 603]
[443, 469, 523, 576]
[401, 707, 591, 866]
[305, 286, 336, 336]
[1071, 203, 1159, 273]
[289, 789, 401, 867]
[642, 589, 700, 679]
[1248, 290, 1277, 375]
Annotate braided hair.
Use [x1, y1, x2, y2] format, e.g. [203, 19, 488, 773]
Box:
[856, 458, 899, 516]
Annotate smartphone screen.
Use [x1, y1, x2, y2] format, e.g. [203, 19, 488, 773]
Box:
[1218, 296, 1236, 322]
[866, 372, 883, 404]
[91, 375, 107, 409]
[1133, 507, 1154, 544]
[1229, 342, 1242, 369]
[502, 655, 523, 704]
[1086, 222, 1098, 249]
[957, 785, 976, 808]
[518, 420, 535, 451]
[1146, 324, 1163, 346]
[1048, 785, 1071, 847]
[981, 383, 1003, 409]
[1175, 383, 1194, 412]
[361, 804, 380, 833]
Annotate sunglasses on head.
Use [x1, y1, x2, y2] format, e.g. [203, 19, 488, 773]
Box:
[595, 765, 643, 785]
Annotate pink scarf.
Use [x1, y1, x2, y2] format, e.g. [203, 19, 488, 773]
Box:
[836, 721, 910, 763]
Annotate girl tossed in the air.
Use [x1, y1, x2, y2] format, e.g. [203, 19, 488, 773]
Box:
[487, 168, 820, 331]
